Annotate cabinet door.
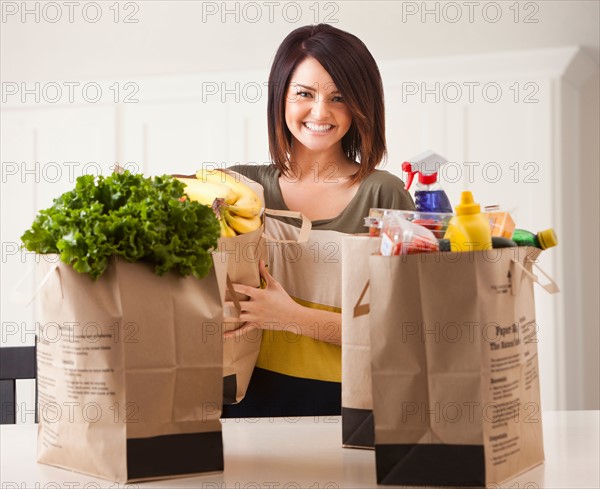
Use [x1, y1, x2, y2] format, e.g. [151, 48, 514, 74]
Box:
[226, 94, 269, 166]
[120, 100, 231, 176]
[1, 106, 115, 422]
[1, 107, 116, 346]
[384, 86, 447, 175]
[1, 110, 37, 347]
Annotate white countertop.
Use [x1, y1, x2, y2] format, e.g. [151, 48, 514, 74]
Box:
[1, 411, 598, 488]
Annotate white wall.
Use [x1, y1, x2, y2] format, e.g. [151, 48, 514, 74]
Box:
[1, 1, 598, 78]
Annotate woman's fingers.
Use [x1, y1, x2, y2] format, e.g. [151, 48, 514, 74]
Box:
[232, 282, 258, 298]
[223, 301, 258, 325]
[225, 299, 256, 312]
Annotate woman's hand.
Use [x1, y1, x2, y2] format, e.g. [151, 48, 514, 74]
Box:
[224, 260, 342, 345]
[223, 260, 302, 340]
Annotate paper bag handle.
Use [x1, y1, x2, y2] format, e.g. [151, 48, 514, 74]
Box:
[353, 280, 370, 318]
[512, 259, 560, 294]
[10, 262, 62, 306]
[262, 208, 312, 244]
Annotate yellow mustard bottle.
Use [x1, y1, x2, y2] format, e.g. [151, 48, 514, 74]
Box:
[443, 191, 493, 252]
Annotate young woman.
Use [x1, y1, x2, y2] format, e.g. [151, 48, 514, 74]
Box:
[221, 24, 414, 417]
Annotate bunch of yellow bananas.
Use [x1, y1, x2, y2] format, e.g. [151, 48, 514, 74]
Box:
[177, 169, 263, 237]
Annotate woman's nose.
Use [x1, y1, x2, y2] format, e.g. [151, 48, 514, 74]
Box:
[311, 97, 330, 119]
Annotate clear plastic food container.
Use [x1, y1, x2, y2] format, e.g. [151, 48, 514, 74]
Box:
[365, 209, 453, 239]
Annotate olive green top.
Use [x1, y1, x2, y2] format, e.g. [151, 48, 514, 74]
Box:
[229, 164, 415, 232]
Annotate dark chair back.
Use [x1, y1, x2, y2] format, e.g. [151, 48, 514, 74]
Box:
[0, 343, 37, 424]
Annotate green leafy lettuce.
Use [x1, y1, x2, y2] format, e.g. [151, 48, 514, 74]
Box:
[21, 171, 220, 280]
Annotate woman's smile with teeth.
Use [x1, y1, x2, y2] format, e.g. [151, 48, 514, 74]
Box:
[304, 122, 333, 133]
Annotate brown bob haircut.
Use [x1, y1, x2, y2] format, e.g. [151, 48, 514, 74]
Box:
[267, 24, 386, 185]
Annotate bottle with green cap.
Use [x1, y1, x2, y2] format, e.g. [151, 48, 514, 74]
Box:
[512, 228, 558, 250]
[443, 191, 492, 252]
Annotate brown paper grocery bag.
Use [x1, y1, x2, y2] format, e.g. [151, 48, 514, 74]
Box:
[341, 235, 380, 449]
[216, 225, 267, 404]
[36, 255, 226, 483]
[174, 169, 266, 405]
[368, 247, 555, 486]
[217, 170, 267, 404]
[220, 205, 311, 406]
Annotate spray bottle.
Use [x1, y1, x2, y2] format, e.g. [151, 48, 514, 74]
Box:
[402, 150, 453, 213]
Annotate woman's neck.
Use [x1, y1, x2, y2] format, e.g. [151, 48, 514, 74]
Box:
[288, 143, 355, 182]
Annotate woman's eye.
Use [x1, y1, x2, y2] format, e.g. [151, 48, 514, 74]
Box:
[297, 91, 311, 98]
[332, 95, 344, 103]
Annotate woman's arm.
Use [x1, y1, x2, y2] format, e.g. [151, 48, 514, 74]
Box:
[224, 260, 341, 346]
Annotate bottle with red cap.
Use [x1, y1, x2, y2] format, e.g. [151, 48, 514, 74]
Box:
[402, 150, 453, 213]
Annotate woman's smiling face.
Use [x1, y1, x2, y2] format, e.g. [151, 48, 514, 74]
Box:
[284, 57, 353, 155]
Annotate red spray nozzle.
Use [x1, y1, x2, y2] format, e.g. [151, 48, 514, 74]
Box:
[402, 150, 448, 190]
[402, 161, 416, 190]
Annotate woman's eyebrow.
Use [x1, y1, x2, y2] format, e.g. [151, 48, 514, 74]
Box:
[292, 83, 316, 91]
[292, 83, 341, 94]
